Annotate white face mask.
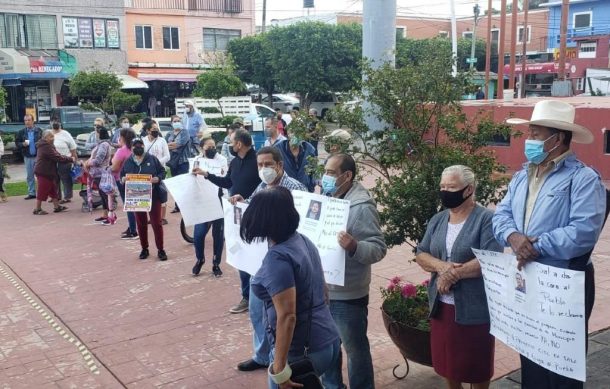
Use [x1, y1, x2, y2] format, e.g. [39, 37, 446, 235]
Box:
[121, 122, 130, 129]
[259, 167, 278, 185]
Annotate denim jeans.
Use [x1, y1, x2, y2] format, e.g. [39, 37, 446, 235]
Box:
[249, 284, 271, 365]
[117, 180, 137, 234]
[239, 270, 250, 300]
[56, 162, 73, 200]
[193, 218, 224, 265]
[268, 339, 342, 389]
[322, 297, 375, 389]
[24, 156, 36, 196]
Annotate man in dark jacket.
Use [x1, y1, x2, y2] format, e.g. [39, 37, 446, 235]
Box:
[15, 114, 43, 199]
[33, 130, 74, 215]
[199, 129, 261, 314]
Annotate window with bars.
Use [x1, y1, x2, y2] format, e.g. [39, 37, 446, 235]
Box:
[517, 25, 531, 44]
[135, 25, 153, 49]
[0, 13, 57, 49]
[203, 28, 240, 51]
[579, 41, 596, 59]
[162, 26, 179, 50]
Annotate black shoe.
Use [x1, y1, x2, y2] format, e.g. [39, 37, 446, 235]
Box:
[139, 249, 149, 260]
[212, 265, 223, 277]
[158, 250, 168, 261]
[24, 195, 36, 200]
[237, 359, 267, 372]
[192, 258, 205, 276]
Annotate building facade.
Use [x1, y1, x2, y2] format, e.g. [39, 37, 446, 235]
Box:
[0, 0, 128, 123]
[543, 0, 610, 94]
[125, 0, 255, 117]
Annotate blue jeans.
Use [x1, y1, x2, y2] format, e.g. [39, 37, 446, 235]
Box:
[249, 284, 271, 365]
[323, 297, 374, 389]
[193, 219, 224, 264]
[268, 339, 341, 389]
[117, 180, 137, 234]
[239, 271, 250, 300]
[24, 156, 36, 196]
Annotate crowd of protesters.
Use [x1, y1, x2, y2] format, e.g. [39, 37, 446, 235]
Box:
[0, 99, 605, 389]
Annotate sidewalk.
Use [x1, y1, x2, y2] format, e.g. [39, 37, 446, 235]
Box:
[0, 172, 609, 387]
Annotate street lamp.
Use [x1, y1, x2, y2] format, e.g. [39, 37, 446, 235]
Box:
[470, 3, 481, 70]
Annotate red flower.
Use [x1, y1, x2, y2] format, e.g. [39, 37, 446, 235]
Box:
[390, 276, 402, 285]
[421, 279, 430, 287]
[401, 283, 417, 298]
[386, 282, 397, 292]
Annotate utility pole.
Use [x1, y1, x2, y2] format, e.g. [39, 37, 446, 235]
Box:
[558, 0, 569, 80]
[509, 0, 518, 91]
[262, 0, 267, 33]
[520, 0, 529, 98]
[497, 0, 507, 99]
[450, 0, 458, 76]
[470, 3, 480, 70]
[484, 0, 492, 99]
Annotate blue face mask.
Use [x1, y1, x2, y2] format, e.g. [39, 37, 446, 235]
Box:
[321, 174, 338, 195]
[172, 122, 182, 130]
[524, 133, 557, 165]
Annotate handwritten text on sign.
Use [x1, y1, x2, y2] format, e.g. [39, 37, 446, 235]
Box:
[473, 249, 586, 382]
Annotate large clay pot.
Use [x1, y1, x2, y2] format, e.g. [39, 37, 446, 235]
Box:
[381, 304, 433, 368]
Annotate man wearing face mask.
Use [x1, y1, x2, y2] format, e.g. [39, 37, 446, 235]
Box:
[321, 153, 387, 389]
[263, 117, 286, 147]
[275, 129, 316, 192]
[228, 146, 306, 373]
[111, 117, 133, 149]
[493, 100, 606, 389]
[166, 115, 191, 213]
[181, 100, 207, 144]
[199, 129, 261, 314]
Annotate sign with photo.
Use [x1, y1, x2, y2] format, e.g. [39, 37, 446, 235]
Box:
[93, 19, 106, 48]
[78, 18, 93, 48]
[62, 17, 79, 48]
[106, 20, 120, 48]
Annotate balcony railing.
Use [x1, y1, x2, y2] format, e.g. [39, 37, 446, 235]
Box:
[554, 26, 610, 44]
[126, 0, 242, 12]
[188, 0, 242, 13]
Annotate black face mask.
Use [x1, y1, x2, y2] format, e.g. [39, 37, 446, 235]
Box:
[133, 147, 145, 156]
[229, 148, 238, 157]
[150, 131, 160, 138]
[439, 186, 471, 209]
[205, 148, 217, 159]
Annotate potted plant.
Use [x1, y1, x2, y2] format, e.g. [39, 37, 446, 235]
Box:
[380, 277, 432, 378]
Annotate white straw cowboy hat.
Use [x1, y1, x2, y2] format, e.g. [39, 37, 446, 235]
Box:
[506, 100, 594, 144]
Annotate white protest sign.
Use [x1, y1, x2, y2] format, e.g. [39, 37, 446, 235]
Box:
[222, 198, 267, 275]
[189, 157, 224, 176]
[163, 174, 223, 226]
[292, 190, 348, 286]
[473, 249, 586, 382]
[124, 174, 152, 212]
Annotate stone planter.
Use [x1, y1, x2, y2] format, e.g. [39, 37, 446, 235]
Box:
[381, 303, 432, 379]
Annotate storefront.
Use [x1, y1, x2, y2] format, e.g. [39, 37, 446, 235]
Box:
[128, 67, 201, 117]
[503, 62, 571, 97]
[0, 49, 76, 123]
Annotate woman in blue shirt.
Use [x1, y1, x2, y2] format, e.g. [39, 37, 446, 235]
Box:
[240, 186, 341, 389]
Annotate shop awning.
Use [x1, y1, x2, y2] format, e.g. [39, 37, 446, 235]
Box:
[137, 73, 198, 82]
[118, 74, 149, 89]
[0, 48, 31, 76]
[0, 49, 73, 80]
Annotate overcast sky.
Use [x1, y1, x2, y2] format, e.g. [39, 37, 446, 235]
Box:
[257, 0, 506, 25]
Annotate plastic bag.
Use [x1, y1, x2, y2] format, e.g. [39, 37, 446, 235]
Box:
[99, 169, 116, 195]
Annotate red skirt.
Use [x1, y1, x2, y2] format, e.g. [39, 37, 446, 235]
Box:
[36, 175, 58, 201]
[430, 302, 495, 383]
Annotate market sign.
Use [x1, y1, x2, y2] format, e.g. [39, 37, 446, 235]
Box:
[30, 58, 65, 74]
[93, 19, 107, 48]
[503, 62, 571, 75]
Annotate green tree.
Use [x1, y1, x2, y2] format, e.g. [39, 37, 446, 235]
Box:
[228, 34, 276, 102]
[330, 52, 515, 249]
[396, 37, 487, 72]
[104, 90, 142, 115]
[69, 71, 122, 104]
[0, 86, 6, 122]
[267, 22, 362, 109]
[193, 68, 245, 117]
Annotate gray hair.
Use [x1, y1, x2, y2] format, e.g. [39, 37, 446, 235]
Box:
[441, 165, 476, 188]
[43, 129, 55, 138]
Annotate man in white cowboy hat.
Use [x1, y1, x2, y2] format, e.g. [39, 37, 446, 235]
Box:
[181, 100, 207, 144]
[492, 100, 606, 388]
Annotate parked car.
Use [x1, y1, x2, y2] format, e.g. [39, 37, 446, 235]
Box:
[243, 103, 276, 149]
[50, 106, 116, 137]
[261, 94, 300, 113]
[308, 92, 341, 119]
